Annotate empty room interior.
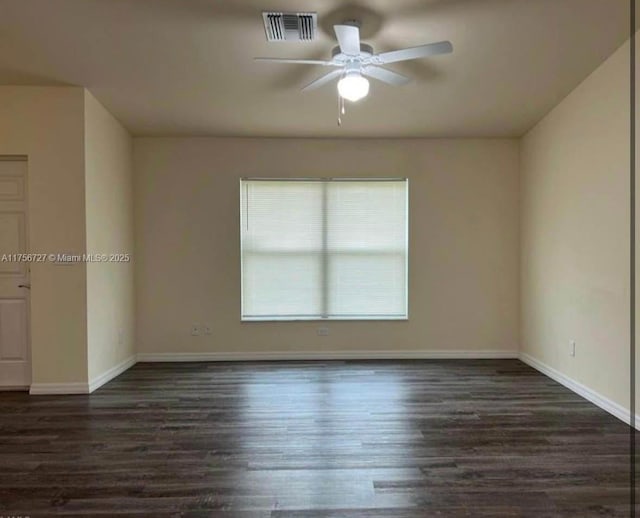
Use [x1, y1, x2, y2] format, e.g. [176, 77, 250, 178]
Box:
[0, 0, 639, 516]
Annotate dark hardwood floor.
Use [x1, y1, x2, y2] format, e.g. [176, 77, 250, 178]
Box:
[0, 360, 634, 517]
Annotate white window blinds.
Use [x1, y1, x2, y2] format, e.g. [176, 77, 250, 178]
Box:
[240, 179, 408, 320]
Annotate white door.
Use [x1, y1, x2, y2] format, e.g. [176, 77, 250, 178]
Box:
[0, 158, 30, 389]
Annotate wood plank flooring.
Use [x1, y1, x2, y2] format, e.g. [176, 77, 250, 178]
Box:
[0, 360, 634, 517]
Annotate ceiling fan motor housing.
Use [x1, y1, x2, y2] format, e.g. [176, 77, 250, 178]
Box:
[331, 44, 374, 61]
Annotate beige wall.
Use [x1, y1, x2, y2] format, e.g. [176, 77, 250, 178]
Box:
[134, 138, 520, 357]
[84, 91, 135, 381]
[0, 86, 135, 388]
[0, 86, 88, 384]
[520, 40, 631, 408]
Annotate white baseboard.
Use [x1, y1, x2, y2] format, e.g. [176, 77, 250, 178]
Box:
[29, 382, 89, 395]
[88, 355, 137, 393]
[30, 355, 137, 395]
[519, 352, 639, 429]
[136, 350, 518, 362]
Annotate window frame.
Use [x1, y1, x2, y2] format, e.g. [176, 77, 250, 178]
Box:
[239, 177, 409, 322]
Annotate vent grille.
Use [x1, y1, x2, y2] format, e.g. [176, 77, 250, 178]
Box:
[262, 12, 317, 42]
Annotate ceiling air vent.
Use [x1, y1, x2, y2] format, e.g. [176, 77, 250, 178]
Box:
[262, 12, 317, 42]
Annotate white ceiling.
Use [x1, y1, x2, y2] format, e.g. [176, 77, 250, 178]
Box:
[0, 0, 631, 137]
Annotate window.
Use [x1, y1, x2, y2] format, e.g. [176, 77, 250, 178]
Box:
[240, 178, 408, 321]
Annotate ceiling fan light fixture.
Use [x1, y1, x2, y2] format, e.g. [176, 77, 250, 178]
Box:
[337, 72, 369, 102]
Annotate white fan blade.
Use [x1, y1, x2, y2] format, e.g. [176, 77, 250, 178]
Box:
[302, 69, 344, 91]
[255, 57, 335, 66]
[363, 66, 411, 86]
[334, 24, 361, 56]
[375, 41, 453, 64]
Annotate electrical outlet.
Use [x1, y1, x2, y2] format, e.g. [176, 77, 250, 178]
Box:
[317, 327, 329, 336]
[191, 324, 201, 336]
[203, 324, 212, 335]
[570, 340, 576, 357]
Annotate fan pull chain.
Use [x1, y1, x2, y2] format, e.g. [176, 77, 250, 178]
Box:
[337, 94, 346, 126]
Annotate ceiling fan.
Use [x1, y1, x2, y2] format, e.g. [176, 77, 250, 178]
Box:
[255, 23, 453, 103]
